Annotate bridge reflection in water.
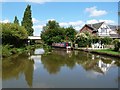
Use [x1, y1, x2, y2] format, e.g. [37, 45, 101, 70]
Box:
[2, 48, 120, 88]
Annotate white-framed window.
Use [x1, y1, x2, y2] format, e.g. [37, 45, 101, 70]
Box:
[101, 28, 107, 34]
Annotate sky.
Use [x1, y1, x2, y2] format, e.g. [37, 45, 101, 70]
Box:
[0, 1, 118, 36]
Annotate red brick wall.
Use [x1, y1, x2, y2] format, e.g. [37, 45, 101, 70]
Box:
[80, 25, 97, 35]
[80, 25, 93, 34]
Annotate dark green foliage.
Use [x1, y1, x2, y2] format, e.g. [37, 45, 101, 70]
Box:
[41, 20, 77, 45]
[41, 20, 65, 45]
[21, 5, 33, 36]
[113, 39, 120, 51]
[2, 45, 12, 57]
[14, 16, 19, 25]
[100, 37, 112, 45]
[92, 35, 100, 43]
[65, 26, 77, 42]
[75, 33, 88, 47]
[2, 23, 28, 47]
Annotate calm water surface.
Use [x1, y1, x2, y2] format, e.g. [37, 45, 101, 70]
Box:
[2, 48, 120, 88]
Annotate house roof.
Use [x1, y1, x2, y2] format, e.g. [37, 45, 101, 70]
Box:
[86, 22, 104, 31]
[108, 25, 118, 31]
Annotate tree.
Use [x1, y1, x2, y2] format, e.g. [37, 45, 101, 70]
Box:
[2, 23, 28, 47]
[65, 26, 77, 42]
[14, 16, 19, 25]
[112, 39, 120, 51]
[21, 5, 34, 36]
[75, 33, 88, 47]
[41, 20, 65, 45]
[100, 36, 112, 45]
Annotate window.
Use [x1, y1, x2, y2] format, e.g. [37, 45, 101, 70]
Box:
[101, 28, 107, 33]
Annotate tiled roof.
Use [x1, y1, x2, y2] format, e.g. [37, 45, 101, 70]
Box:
[108, 25, 118, 31]
[87, 22, 104, 31]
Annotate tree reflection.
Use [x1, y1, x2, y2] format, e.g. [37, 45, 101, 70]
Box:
[41, 49, 120, 75]
[2, 53, 34, 88]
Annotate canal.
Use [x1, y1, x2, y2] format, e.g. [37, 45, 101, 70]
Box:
[2, 48, 120, 88]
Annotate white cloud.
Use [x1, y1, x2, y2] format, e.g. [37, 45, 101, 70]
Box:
[59, 22, 69, 27]
[32, 18, 40, 24]
[99, 20, 115, 24]
[0, 19, 10, 23]
[47, 18, 55, 22]
[86, 19, 99, 24]
[33, 24, 44, 29]
[86, 19, 115, 25]
[85, 6, 107, 17]
[33, 24, 45, 36]
[59, 20, 84, 31]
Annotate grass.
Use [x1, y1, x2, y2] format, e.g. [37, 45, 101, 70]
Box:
[94, 49, 120, 56]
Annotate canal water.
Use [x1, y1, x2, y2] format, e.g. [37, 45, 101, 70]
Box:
[2, 48, 120, 88]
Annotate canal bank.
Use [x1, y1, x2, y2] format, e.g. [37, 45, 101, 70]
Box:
[74, 48, 120, 58]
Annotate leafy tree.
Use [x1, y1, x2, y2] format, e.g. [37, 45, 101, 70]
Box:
[100, 36, 112, 45]
[112, 39, 120, 51]
[75, 33, 88, 47]
[2, 23, 28, 47]
[41, 20, 65, 45]
[14, 16, 19, 25]
[65, 26, 77, 42]
[21, 5, 33, 36]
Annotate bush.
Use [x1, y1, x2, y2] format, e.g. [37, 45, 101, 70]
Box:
[2, 45, 12, 57]
[2, 23, 28, 47]
[75, 33, 89, 47]
[101, 37, 112, 45]
[112, 39, 120, 51]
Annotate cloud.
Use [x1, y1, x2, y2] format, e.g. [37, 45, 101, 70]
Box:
[33, 24, 44, 29]
[85, 6, 107, 17]
[0, 19, 10, 23]
[99, 20, 115, 24]
[86, 19, 115, 25]
[33, 24, 45, 36]
[59, 20, 84, 31]
[47, 18, 55, 22]
[86, 19, 99, 24]
[32, 18, 39, 24]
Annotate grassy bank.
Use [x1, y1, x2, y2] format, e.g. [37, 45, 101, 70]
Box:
[91, 49, 120, 58]
[2, 44, 43, 58]
[94, 49, 120, 55]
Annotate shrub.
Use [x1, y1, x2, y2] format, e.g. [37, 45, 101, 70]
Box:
[112, 39, 120, 51]
[101, 36, 112, 45]
[2, 45, 12, 57]
[2, 23, 28, 47]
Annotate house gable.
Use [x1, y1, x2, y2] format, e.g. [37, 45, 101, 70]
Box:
[97, 22, 111, 37]
[80, 24, 95, 34]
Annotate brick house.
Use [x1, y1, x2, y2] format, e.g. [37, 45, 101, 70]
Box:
[79, 22, 120, 39]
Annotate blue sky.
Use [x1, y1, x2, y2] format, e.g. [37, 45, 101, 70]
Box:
[1, 2, 118, 36]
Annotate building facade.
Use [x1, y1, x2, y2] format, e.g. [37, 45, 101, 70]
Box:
[79, 22, 120, 39]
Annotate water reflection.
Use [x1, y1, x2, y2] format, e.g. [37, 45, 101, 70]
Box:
[2, 53, 34, 87]
[41, 50, 119, 76]
[2, 48, 120, 88]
